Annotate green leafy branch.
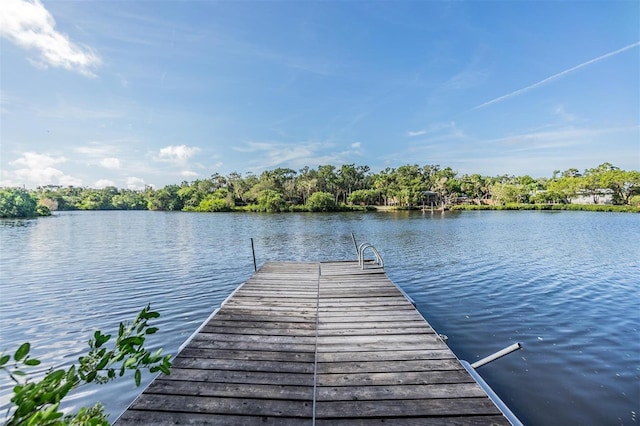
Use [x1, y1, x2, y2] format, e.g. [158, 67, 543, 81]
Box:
[1, 305, 171, 425]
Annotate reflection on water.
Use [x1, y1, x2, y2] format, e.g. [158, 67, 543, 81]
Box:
[0, 210, 638, 425]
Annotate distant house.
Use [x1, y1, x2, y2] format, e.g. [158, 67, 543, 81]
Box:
[422, 190, 438, 205]
[572, 189, 613, 205]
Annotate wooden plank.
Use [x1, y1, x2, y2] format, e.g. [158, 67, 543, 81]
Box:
[318, 327, 434, 336]
[316, 370, 477, 387]
[319, 313, 425, 322]
[179, 347, 315, 363]
[146, 380, 312, 400]
[212, 313, 316, 323]
[315, 397, 502, 418]
[317, 334, 442, 345]
[316, 383, 487, 400]
[206, 320, 317, 330]
[315, 416, 509, 425]
[129, 394, 313, 417]
[317, 349, 455, 363]
[187, 338, 316, 353]
[160, 368, 314, 386]
[195, 333, 316, 344]
[203, 326, 317, 337]
[118, 411, 312, 426]
[317, 359, 464, 374]
[172, 358, 314, 374]
[318, 320, 429, 329]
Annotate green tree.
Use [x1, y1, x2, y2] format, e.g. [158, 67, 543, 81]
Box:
[547, 177, 581, 204]
[191, 188, 234, 212]
[147, 185, 183, 211]
[601, 169, 640, 205]
[306, 191, 338, 211]
[256, 189, 285, 212]
[316, 165, 338, 198]
[460, 174, 490, 204]
[432, 167, 459, 206]
[0, 188, 50, 218]
[348, 189, 378, 205]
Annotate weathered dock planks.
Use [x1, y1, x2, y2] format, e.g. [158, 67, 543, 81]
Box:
[117, 261, 511, 425]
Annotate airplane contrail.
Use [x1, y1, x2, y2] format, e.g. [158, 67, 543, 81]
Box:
[472, 41, 640, 111]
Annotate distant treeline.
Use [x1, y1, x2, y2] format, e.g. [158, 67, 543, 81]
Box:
[1, 162, 639, 218]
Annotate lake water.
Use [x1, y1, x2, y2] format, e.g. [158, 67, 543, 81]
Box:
[1, 210, 638, 425]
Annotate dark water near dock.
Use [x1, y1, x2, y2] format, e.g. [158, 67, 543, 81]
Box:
[1, 210, 638, 425]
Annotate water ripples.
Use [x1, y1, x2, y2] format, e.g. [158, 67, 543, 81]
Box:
[1, 210, 638, 425]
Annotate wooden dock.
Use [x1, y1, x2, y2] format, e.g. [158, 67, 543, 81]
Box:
[117, 261, 512, 425]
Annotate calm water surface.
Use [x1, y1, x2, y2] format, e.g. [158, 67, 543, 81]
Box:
[1, 211, 638, 425]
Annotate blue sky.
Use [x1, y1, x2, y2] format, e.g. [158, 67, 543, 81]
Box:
[1, 0, 638, 189]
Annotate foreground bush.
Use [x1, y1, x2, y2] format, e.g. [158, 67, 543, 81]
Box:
[1, 305, 171, 425]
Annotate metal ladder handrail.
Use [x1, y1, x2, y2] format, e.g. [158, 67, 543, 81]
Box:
[357, 242, 384, 269]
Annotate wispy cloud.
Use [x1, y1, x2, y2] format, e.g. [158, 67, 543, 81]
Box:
[0, 0, 101, 77]
[407, 121, 461, 138]
[74, 142, 119, 157]
[473, 41, 640, 110]
[234, 140, 362, 171]
[491, 125, 638, 149]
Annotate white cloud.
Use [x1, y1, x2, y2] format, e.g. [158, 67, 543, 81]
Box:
[155, 145, 200, 163]
[0, 0, 101, 77]
[351, 142, 361, 150]
[99, 157, 121, 169]
[180, 170, 198, 178]
[2, 152, 82, 187]
[94, 179, 115, 188]
[126, 177, 145, 190]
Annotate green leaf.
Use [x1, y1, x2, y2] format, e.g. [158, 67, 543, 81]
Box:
[134, 369, 141, 387]
[0, 354, 10, 366]
[15, 342, 30, 361]
[120, 336, 144, 347]
[145, 327, 159, 335]
[124, 357, 137, 368]
[23, 358, 41, 366]
[58, 381, 75, 399]
[67, 365, 76, 381]
[96, 356, 109, 371]
[47, 369, 66, 382]
[146, 311, 160, 319]
[96, 333, 111, 348]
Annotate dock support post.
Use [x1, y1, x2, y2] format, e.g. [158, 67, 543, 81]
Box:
[251, 238, 257, 272]
[351, 232, 358, 258]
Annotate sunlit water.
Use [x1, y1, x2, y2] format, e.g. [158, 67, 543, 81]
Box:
[1, 210, 638, 425]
